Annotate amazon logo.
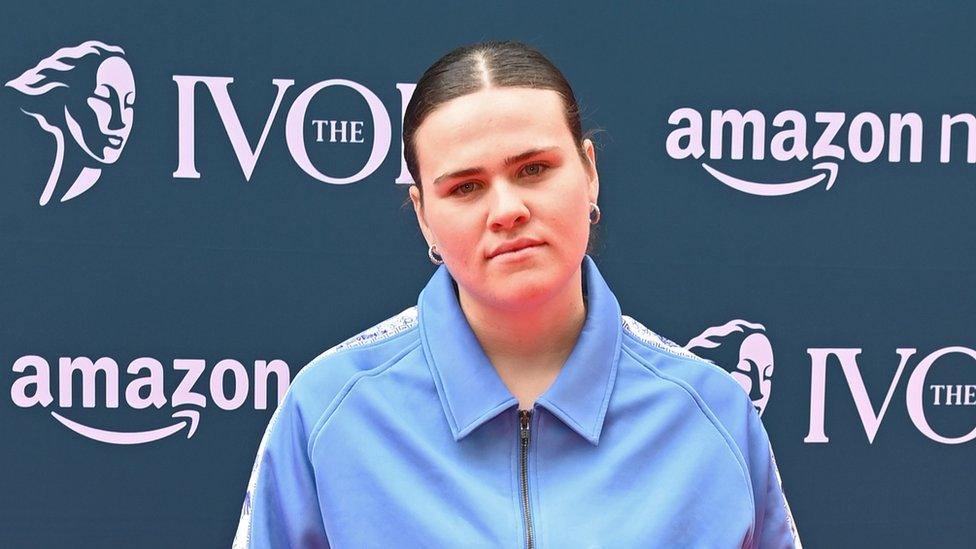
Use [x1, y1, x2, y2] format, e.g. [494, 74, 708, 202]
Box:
[666, 107, 976, 196]
[9, 355, 290, 445]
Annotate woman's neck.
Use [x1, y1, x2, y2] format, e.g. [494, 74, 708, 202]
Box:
[456, 267, 587, 409]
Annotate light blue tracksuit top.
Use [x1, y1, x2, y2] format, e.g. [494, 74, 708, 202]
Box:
[233, 256, 801, 548]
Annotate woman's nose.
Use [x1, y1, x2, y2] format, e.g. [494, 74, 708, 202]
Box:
[487, 180, 530, 231]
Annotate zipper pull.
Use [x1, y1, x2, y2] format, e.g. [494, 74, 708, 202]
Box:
[519, 409, 531, 442]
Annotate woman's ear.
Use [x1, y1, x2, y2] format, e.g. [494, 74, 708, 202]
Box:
[583, 138, 599, 204]
[408, 184, 433, 246]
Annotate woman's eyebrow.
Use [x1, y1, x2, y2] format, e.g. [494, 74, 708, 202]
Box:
[432, 146, 560, 186]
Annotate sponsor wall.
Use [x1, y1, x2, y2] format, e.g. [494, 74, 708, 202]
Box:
[2, 1, 974, 547]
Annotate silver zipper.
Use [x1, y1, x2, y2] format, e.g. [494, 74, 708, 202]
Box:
[519, 409, 535, 549]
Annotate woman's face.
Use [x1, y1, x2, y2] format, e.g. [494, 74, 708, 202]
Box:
[409, 87, 599, 311]
[64, 56, 135, 165]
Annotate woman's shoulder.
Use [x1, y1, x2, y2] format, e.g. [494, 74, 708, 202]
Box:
[619, 313, 770, 484]
[620, 314, 708, 363]
[619, 313, 755, 419]
[284, 306, 421, 409]
[315, 306, 420, 362]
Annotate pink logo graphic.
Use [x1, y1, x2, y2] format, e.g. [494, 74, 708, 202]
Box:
[6, 40, 134, 205]
[701, 161, 838, 196]
[685, 319, 774, 415]
[51, 409, 199, 444]
[665, 108, 941, 197]
[806, 347, 976, 444]
[10, 355, 289, 445]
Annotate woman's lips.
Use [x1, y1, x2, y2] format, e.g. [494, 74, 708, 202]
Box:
[106, 136, 124, 148]
[489, 242, 545, 261]
[488, 237, 546, 259]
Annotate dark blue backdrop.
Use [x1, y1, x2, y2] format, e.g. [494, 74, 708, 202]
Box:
[2, 1, 974, 547]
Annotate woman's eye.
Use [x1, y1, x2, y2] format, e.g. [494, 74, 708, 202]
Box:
[520, 163, 549, 177]
[452, 182, 479, 196]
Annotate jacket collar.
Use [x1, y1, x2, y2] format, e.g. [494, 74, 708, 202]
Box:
[417, 255, 622, 445]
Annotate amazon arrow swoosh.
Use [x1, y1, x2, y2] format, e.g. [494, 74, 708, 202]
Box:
[702, 162, 838, 196]
[50, 409, 200, 445]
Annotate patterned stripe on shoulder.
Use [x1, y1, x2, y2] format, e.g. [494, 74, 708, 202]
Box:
[621, 315, 705, 362]
[320, 306, 419, 358]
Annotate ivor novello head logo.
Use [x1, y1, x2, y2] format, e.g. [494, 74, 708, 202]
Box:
[679, 317, 976, 446]
[684, 319, 775, 415]
[6, 40, 134, 206]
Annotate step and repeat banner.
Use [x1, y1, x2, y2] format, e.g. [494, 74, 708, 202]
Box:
[2, 2, 974, 547]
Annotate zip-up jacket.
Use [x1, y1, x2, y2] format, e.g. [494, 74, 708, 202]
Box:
[233, 256, 801, 548]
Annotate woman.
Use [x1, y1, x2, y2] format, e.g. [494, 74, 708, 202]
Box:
[234, 40, 801, 548]
[6, 40, 135, 206]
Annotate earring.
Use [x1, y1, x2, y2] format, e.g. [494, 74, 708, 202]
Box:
[589, 202, 601, 225]
[428, 244, 444, 265]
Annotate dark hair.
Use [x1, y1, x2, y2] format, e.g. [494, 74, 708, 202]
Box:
[402, 40, 601, 252]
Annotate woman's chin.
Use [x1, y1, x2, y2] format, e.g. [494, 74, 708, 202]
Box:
[485, 275, 561, 310]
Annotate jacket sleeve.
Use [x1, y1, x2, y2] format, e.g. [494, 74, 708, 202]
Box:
[232, 392, 330, 548]
[749, 417, 802, 549]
